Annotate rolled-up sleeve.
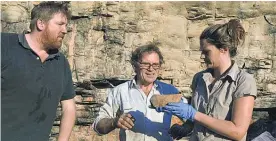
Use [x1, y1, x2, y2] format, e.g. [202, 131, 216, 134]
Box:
[92, 88, 119, 135]
[234, 72, 257, 100]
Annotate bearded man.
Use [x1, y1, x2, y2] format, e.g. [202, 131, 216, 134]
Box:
[1, 2, 76, 141]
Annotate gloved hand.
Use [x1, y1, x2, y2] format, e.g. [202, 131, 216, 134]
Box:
[156, 102, 196, 121]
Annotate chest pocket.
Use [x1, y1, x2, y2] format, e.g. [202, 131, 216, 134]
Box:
[210, 82, 236, 120]
[119, 89, 135, 113]
[192, 81, 208, 113]
[121, 101, 134, 113]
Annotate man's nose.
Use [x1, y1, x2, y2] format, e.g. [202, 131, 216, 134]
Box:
[62, 25, 67, 34]
[148, 65, 154, 71]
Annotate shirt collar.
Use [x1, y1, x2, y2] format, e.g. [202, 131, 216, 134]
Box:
[18, 30, 31, 49]
[18, 31, 61, 59]
[129, 77, 137, 89]
[202, 69, 213, 83]
[222, 61, 239, 81]
[202, 61, 240, 82]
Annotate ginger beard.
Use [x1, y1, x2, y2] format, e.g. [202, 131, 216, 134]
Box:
[41, 25, 64, 50]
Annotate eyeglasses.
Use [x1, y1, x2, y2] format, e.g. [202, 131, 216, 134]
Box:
[138, 62, 160, 70]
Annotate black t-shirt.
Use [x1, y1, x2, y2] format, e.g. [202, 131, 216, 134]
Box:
[1, 32, 75, 141]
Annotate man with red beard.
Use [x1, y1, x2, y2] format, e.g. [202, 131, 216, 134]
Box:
[1, 2, 76, 141]
[92, 43, 184, 141]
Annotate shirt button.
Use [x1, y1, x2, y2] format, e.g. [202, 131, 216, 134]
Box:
[36, 57, 39, 60]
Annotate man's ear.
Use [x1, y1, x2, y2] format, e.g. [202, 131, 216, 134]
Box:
[132, 65, 138, 73]
[36, 19, 45, 31]
[132, 64, 140, 74]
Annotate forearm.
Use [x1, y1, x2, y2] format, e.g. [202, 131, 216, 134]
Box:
[58, 100, 76, 141]
[95, 118, 117, 135]
[194, 112, 247, 140]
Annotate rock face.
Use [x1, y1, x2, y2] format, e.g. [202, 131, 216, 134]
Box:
[1, 1, 276, 141]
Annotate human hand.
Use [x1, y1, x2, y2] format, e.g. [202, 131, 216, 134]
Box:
[114, 113, 135, 130]
[157, 102, 196, 121]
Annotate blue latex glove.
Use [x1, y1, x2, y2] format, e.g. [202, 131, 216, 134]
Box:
[157, 102, 196, 121]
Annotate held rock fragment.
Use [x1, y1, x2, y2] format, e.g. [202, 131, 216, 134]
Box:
[150, 94, 183, 108]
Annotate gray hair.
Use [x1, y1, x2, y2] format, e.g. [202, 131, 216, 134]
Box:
[131, 42, 164, 67]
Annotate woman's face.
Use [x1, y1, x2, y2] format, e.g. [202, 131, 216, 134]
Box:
[200, 39, 224, 69]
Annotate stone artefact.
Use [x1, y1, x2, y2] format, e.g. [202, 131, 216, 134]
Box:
[150, 94, 183, 108]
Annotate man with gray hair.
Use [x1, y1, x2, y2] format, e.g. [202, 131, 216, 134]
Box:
[1, 2, 76, 141]
[92, 42, 185, 141]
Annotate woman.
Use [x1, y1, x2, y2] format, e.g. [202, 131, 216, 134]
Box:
[157, 19, 257, 141]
